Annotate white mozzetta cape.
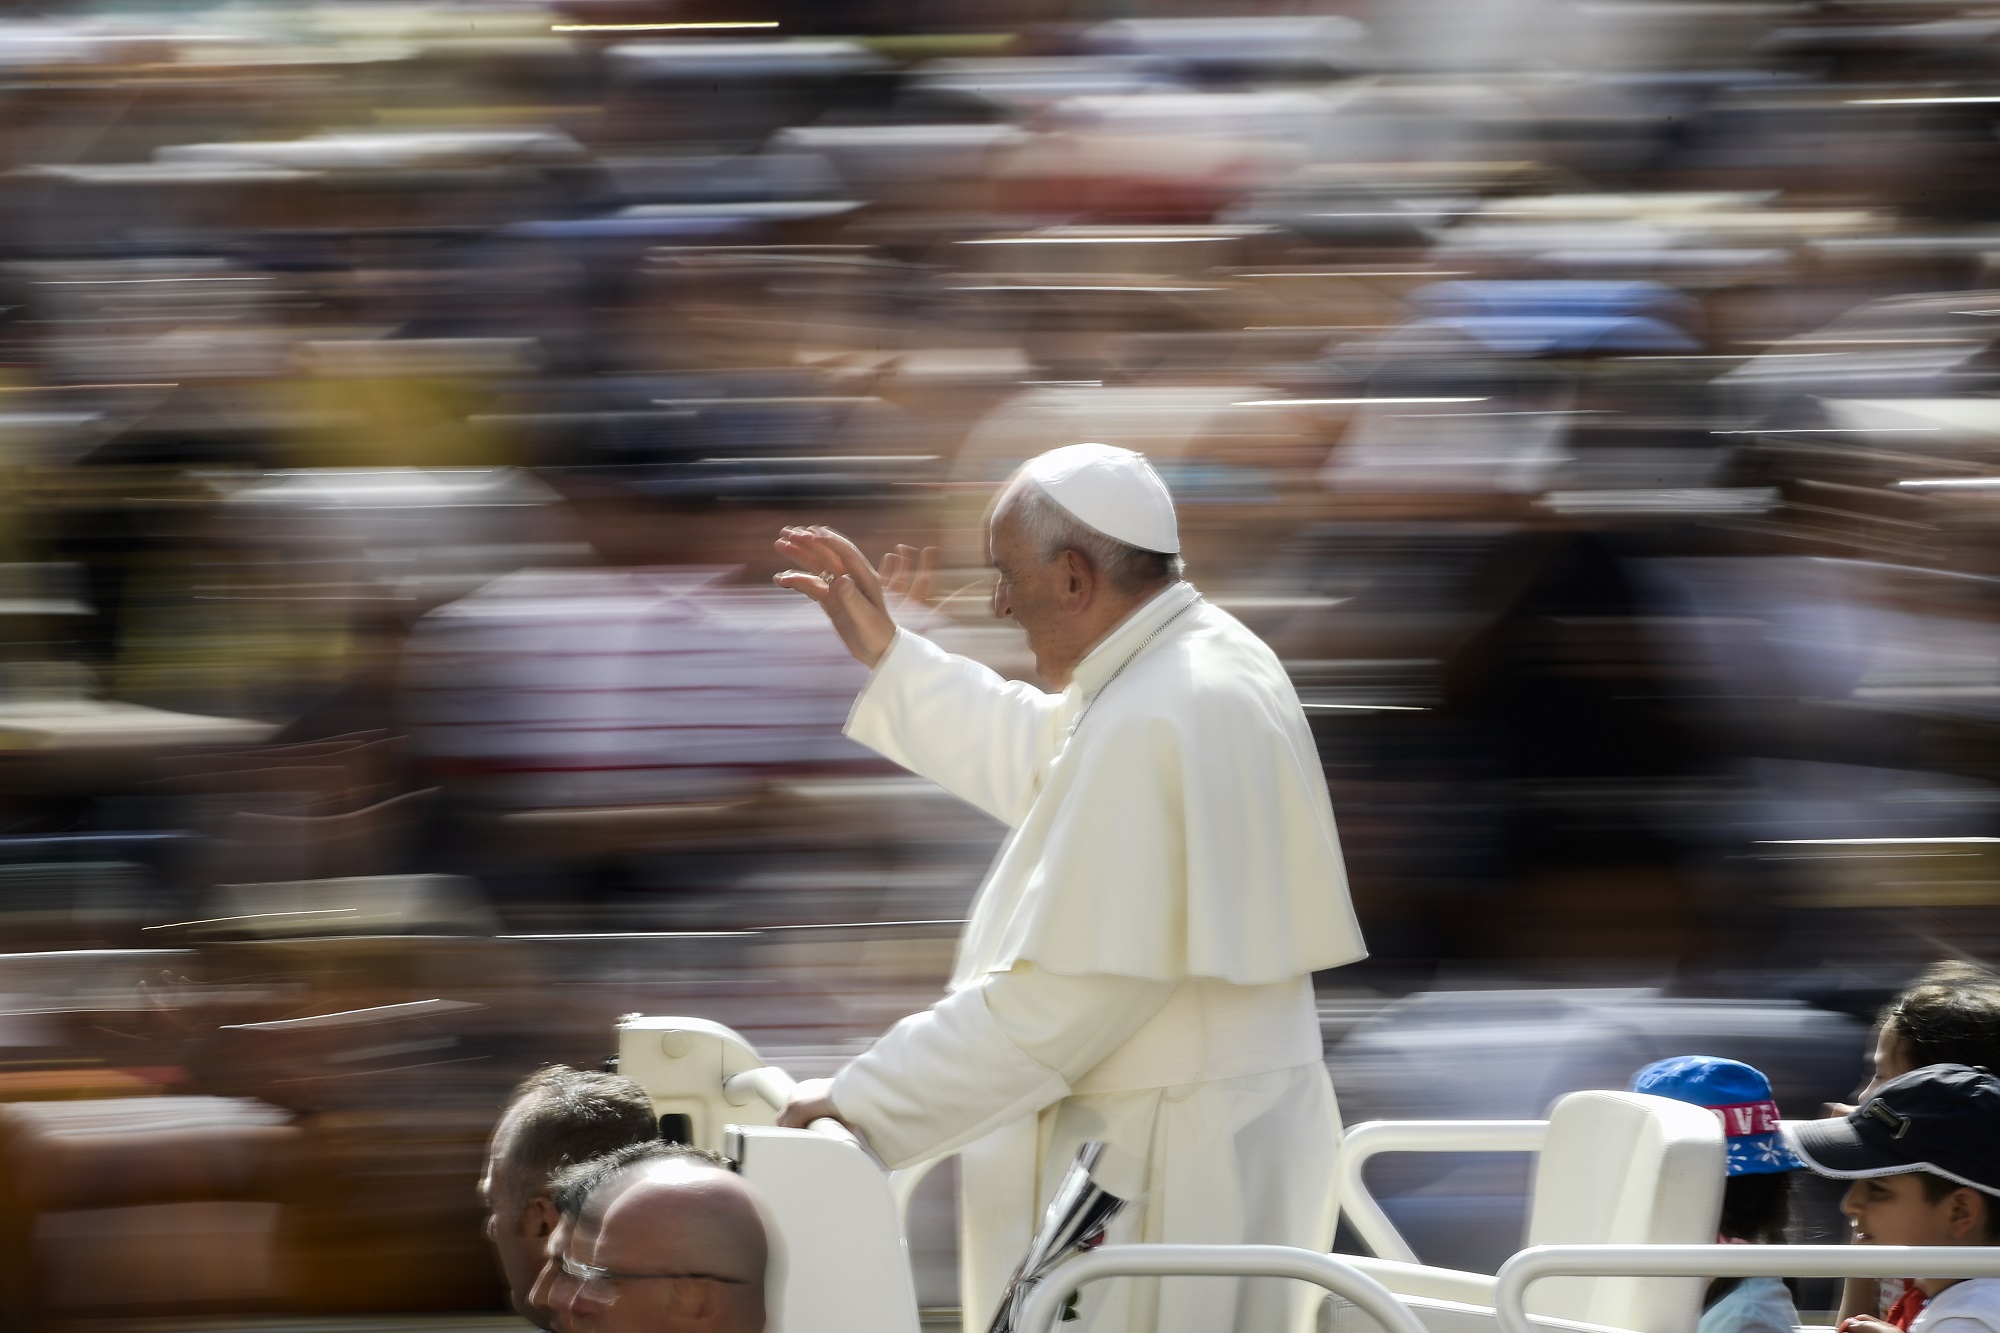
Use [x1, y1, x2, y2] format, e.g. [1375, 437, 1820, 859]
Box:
[846, 580, 1366, 989]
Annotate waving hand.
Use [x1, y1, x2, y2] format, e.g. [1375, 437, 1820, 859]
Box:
[774, 527, 935, 668]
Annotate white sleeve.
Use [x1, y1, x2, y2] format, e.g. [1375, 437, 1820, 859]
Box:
[979, 964, 1176, 1079]
[830, 966, 1172, 1169]
[844, 628, 1064, 828]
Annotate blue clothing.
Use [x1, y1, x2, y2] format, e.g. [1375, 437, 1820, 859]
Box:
[1699, 1276, 1798, 1333]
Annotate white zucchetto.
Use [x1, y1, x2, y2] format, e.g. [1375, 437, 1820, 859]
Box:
[1021, 442, 1180, 555]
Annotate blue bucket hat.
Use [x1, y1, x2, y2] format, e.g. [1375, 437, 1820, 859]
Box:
[1630, 1055, 1803, 1176]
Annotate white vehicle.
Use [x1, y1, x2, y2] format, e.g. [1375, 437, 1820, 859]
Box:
[617, 1014, 2000, 1333]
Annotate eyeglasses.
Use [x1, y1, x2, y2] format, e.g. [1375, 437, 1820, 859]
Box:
[558, 1252, 749, 1305]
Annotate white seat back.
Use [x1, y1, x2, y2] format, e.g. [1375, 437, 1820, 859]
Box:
[729, 1125, 924, 1333]
[1522, 1091, 1724, 1333]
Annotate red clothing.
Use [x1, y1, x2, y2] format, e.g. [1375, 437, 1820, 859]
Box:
[1888, 1281, 1931, 1330]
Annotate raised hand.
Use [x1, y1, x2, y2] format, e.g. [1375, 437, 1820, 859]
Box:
[774, 527, 934, 668]
[879, 543, 936, 613]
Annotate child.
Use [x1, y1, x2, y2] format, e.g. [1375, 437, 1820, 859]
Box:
[1838, 964, 2000, 1116]
[1827, 964, 2000, 1329]
[1631, 1056, 1803, 1333]
[1785, 1064, 2000, 1333]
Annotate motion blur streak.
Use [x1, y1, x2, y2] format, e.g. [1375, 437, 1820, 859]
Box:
[0, 0, 1988, 1324]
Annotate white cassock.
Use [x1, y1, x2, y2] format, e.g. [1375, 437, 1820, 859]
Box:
[829, 580, 1368, 1333]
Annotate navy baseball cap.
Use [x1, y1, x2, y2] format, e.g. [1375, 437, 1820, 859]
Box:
[1631, 1055, 1803, 1176]
[1783, 1063, 2000, 1198]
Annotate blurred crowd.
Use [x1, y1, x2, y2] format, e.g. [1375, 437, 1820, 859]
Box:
[5, 0, 2000, 1322]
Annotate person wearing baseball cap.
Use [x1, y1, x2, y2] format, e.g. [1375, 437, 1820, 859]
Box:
[1631, 1056, 1806, 1333]
[1826, 964, 2000, 1331]
[1783, 1064, 2000, 1333]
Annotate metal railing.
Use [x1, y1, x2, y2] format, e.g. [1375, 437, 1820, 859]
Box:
[1495, 1244, 2000, 1333]
[1020, 1241, 2000, 1333]
[1338, 1120, 1550, 1263]
[1019, 1244, 1434, 1333]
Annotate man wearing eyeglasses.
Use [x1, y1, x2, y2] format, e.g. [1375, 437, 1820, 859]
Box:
[548, 1144, 770, 1333]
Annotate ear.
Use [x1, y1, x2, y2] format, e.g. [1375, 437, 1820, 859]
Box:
[524, 1194, 558, 1241]
[1944, 1187, 1984, 1242]
[1960, 1184, 1992, 1232]
[667, 1277, 726, 1326]
[1058, 548, 1094, 609]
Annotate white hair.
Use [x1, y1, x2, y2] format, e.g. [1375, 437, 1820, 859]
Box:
[997, 477, 1183, 594]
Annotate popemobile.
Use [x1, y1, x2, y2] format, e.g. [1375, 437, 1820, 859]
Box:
[613, 1012, 2000, 1333]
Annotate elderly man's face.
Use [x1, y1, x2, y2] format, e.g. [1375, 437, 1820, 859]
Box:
[990, 502, 1090, 687]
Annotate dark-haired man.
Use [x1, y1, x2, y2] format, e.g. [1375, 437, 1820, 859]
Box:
[480, 1065, 660, 1328]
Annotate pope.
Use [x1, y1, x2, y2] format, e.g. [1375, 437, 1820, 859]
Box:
[771, 443, 1367, 1333]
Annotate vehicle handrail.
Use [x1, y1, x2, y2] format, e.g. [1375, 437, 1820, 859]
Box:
[721, 1065, 858, 1145]
[1495, 1244, 2000, 1333]
[1340, 1119, 1550, 1263]
[1019, 1244, 1433, 1333]
[724, 1065, 796, 1109]
[725, 1060, 947, 1224]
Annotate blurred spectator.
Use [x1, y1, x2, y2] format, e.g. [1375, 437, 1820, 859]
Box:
[405, 568, 873, 813]
[12, 0, 2000, 1320]
[481, 1065, 662, 1329]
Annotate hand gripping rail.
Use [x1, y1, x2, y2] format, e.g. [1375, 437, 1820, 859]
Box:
[1495, 1245, 2000, 1333]
[726, 1062, 944, 1226]
[721, 1065, 859, 1144]
[1340, 1120, 1550, 1263]
[1017, 1245, 1434, 1333]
